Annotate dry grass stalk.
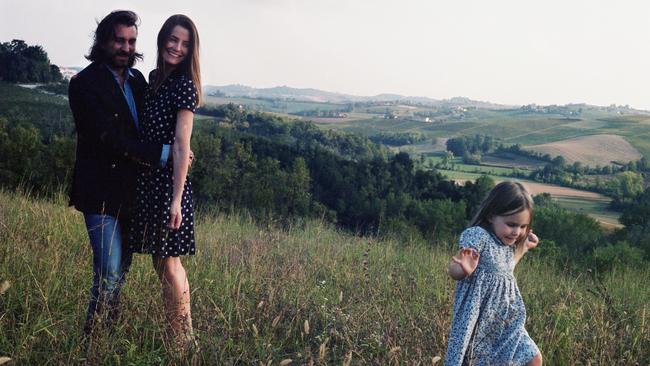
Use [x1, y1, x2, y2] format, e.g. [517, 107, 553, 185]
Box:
[318, 338, 328, 360]
[343, 351, 353, 366]
[0, 280, 9, 295]
[272, 315, 281, 328]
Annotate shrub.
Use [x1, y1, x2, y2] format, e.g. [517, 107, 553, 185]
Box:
[590, 241, 646, 273]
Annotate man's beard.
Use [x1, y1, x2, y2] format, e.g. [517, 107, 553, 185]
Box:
[109, 51, 136, 69]
[102, 42, 136, 69]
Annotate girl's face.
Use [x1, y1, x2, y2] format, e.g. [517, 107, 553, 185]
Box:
[488, 209, 530, 246]
[162, 25, 190, 68]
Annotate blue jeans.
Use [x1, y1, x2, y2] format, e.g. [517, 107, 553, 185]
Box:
[83, 214, 133, 334]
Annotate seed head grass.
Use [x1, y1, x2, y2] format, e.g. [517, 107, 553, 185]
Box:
[0, 190, 648, 364]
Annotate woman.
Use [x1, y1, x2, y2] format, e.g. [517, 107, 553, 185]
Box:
[129, 14, 202, 351]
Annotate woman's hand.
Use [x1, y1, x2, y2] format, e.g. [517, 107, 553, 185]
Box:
[168, 199, 183, 230]
[449, 248, 480, 280]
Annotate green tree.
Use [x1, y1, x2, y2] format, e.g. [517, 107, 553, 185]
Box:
[0, 125, 45, 187]
[191, 133, 223, 204]
[0, 40, 62, 83]
[285, 157, 311, 217]
[533, 204, 603, 256]
[608, 171, 643, 202]
[40, 135, 74, 190]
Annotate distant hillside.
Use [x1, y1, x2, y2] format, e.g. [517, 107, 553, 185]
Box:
[59, 66, 83, 80]
[204, 84, 508, 109]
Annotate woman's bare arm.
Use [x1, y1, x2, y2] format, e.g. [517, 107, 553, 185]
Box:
[168, 109, 194, 229]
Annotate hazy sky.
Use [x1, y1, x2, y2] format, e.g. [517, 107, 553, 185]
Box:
[2, 0, 650, 109]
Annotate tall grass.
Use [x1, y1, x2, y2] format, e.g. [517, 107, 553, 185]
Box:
[0, 191, 648, 364]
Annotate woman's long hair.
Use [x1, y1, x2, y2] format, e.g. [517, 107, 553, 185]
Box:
[152, 14, 202, 106]
[470, 181, 534, 247]
[86, 10, 143, 66]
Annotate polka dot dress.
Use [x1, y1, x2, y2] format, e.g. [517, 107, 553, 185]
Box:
[444, 226, 539, 366]
[129, 72, 197, 258]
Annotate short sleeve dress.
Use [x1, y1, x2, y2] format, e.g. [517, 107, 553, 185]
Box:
[444, 226, 539, 366]
[128, 71, 197, 258]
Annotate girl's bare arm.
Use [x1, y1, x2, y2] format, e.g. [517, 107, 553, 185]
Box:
[514, 232, 539, 265]
[448, 248, 480, 280]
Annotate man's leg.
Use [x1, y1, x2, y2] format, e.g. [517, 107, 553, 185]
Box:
[83, 214, 133, 334]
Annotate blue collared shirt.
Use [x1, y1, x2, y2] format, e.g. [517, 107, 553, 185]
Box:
[107, 66, 139, 129]
[107, 65, 170, 167]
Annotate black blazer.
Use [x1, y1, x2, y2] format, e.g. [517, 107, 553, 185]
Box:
[68, 62, 163, 217]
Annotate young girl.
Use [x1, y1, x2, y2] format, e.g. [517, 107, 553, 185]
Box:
[129, 14, 202, 352]
[445, 181, 543, 366]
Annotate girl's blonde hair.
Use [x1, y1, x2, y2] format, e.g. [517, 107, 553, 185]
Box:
[470, 181, 534, 247]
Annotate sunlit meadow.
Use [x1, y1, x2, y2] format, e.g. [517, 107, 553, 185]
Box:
[0, 190, 647, 365]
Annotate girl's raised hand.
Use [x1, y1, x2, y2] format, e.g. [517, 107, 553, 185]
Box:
[451, 248, 480, 277]
[525, 232, 539, 251]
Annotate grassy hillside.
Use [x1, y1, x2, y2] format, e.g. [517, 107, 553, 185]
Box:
[207, 95, 650, 168]
[0, 82, 72, 137]
[0, 191, 647, 364]
[321, 112, 650, 158]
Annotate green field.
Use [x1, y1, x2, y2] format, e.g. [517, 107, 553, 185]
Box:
[205, 95, 650, 161]
[348, 114, 650, 157]
[423, 156, 525, 176]
[553, 196, 621, 228]
[435, 169, 505, 182]
[434, 170, 622, 227]
[204, 96, 348, 114]
[1, 191, 647, 364]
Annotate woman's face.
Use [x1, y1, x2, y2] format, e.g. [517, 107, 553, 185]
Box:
[162, 25, 190, 67]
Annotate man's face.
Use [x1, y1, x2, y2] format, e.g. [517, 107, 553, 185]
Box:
[107, 24, 137, 70]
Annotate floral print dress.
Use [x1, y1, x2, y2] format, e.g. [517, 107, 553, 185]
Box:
[445, 226, 539, 365]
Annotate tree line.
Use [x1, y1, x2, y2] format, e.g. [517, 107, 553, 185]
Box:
[0, 40, 63, 83]
[368, 131, 428, 146]
[444, 135, 650, 204]
[1, 43, 648, 272]
[0, 81, 485, 242]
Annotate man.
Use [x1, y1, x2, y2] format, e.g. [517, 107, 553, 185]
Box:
[69, 10, 172, 335]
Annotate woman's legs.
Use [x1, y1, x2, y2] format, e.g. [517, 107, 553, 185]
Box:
[152, 255, 193, 346]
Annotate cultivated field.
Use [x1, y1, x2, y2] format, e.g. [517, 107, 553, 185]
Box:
[528, 134, 642, 166]
[0, 192, 648, 364]
[518, 182, 622, 228]
[444, 172, 621, 227]
[480, 153, 548, 170]
[205, 95, 650, 160]
[306, 109, 650, 160]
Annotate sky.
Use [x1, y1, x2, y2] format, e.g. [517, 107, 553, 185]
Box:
[2, 0, 650, 109]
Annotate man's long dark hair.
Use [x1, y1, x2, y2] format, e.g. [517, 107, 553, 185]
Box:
[86, 10, 143, 66]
